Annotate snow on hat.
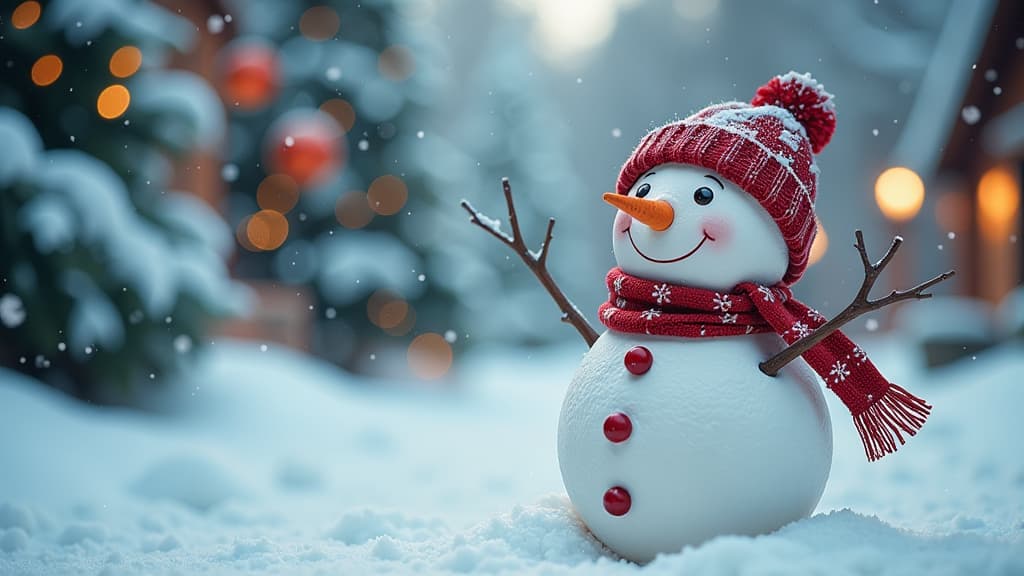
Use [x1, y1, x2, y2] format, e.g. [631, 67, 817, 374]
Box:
[616, 71, 836, 286]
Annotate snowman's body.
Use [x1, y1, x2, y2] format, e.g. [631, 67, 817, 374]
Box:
[558, 330, 831, 562]
[556, 162, 835, 562]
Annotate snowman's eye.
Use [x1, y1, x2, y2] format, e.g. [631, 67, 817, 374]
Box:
[694, 186, 714, 205]
[636, 183, 651, 198]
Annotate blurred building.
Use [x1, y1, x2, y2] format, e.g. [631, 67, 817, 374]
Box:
[915, 0, 1022, 305]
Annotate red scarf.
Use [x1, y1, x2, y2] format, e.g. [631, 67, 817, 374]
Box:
[598, 268, 930, 462]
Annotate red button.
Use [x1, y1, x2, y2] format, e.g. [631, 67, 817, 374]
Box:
[624, 346, 653, 375]
[603, 486, 631, 516]
[603, 413, 632, 443]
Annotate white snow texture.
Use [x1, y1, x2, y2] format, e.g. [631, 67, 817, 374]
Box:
[0, 336, 1022, 575]
[0, 107, 248, 332]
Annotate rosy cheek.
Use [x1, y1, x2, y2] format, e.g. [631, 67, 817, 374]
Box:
[614, 211, 632, 234]
[701, 217, 732, 246]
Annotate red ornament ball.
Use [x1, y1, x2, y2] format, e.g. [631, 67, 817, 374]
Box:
[603, 486, 632, 516]
[624, 346, 653, 375]
[264, 109, 346, 187]
[603, 412, 632, 443]
[221, 40, 279, 110]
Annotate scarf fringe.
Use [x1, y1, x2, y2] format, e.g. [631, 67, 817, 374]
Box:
[854, 383, 932, 461]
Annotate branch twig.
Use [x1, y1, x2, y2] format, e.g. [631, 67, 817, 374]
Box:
[759, 230, 955, 376]
[461, 178, 600, 348]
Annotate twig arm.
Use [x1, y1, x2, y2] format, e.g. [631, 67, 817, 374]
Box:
[460, 178, 600, 348]
[760, 230, 955, 376]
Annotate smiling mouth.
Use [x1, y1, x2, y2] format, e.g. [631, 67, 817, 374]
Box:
[625, 227, 714, 263]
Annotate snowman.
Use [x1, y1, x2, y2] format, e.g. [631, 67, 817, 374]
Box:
[462, 72, 951, 562]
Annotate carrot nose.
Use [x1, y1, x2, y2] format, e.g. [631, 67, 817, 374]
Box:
[603, 193, 675, 231]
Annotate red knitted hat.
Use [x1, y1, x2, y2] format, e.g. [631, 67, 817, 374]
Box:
[616, 72, 836, 286]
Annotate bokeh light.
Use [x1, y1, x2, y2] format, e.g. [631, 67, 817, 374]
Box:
[378, 45, 414, 81]
[367, 175, 408, 216]
[407, 333, 453, 380]
[319, 98, 356, 133]
[257, 174, 300, 213]
[235, 216, 259, 252]
[12, 1, 41, 29]
[246, 210, 289, 250]
[264, 109, 345, 187]
[335, 190, 375, 229]
[383, 306, 416, 336]
[875, 166, 925, 222]
[506, 0, 619, 67]
[31, 55, 63, 86]
[977, 165, 1020, 241]
[299, 6, 340, 41]
[367, 290, 408, 329]
[97, 85, 131, 119]
[109, 46, 143, 78]
[808, 218, 828, 266]
[221, 40, 279, 110]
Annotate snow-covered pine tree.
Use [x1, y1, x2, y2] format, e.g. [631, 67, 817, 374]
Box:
[0, 0, 244, 402]
[219, 1, 458, 371]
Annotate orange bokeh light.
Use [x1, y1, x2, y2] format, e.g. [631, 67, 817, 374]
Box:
[808, 218, 828, 266]
[236, 216, 259, 252]
[335, 190, 375, 229]
[977, 165, 1020, 242]
[875, 167, 925, 222]
[246, 210, 289, 251]
[384, 306, 416, 336]
[257, 174, 300, 214]
[97, 85, 131, 119]
[367, 290, 407, 329]
[109, 46, 143, 78]
[12, 1, 41, 29]
[367, 175, 408, 216]
[319, 98, 356, 133]
[408, 333, 453, 380]
[299, 6, 340, 41]
[31, 55, 63, 86]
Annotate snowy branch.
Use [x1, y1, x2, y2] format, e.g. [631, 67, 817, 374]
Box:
[461, 178, 600, 348]
[760, 230, 955, 376]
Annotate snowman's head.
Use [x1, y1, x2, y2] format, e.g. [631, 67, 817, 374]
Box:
[607, 163, 788, 291]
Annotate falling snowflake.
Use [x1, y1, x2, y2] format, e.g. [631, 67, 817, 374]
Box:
[641, 308, 662, 321]
[961, 105, 981, 125]
[757, 285, 775, 302]
[0, 294, 26, 328]
[789, 321, 811, 338]
[206, 14, 225, 34]
[173, 335, 193, 354]
[721, 313, 738, 324]
[829, 361, 850, 383]
[713, 293, 733, 312]
[652, 284, 672, 305]
[613, 276, 625, 295]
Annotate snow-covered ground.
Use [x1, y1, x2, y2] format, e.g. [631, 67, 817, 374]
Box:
[1, 337, 1022, 575]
